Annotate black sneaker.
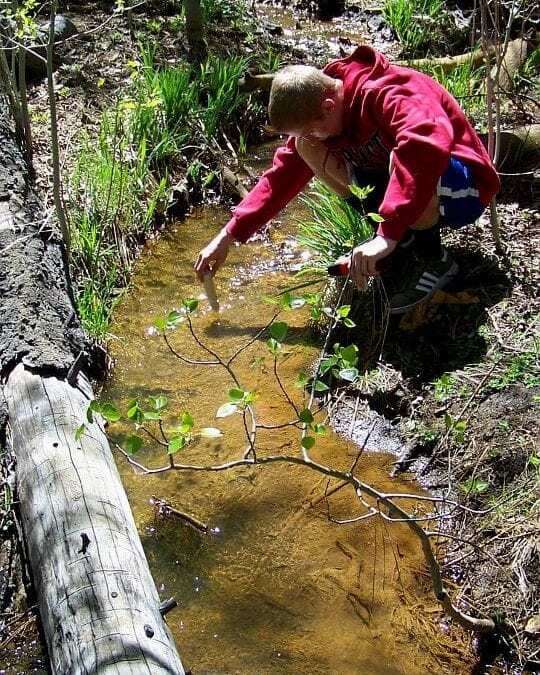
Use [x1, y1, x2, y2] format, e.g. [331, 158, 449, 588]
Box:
[389, 249, 459, 315]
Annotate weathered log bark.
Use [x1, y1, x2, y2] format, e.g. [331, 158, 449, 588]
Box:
[4, 366, 185, 674]
[0, 104, 185, 673]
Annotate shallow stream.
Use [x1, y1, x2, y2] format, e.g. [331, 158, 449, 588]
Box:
[104, 149, 467, 672]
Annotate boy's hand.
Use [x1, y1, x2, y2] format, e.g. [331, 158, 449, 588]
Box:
[195, 228, 234, 282]
[349, 235, 397, 288]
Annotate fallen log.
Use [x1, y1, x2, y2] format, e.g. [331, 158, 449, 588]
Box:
[0, 104, 185, 673]
[480, 124, 540, 172]
[238, 35, 535, 93]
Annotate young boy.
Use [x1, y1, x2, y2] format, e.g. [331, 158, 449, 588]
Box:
[195, 45, 500, 313]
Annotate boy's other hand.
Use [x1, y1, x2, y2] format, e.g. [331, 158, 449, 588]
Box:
[349, 235, 397, 287]
[195, 228, 234, 282]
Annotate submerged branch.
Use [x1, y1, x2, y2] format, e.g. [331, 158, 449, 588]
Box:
[117, 444, 495, 634]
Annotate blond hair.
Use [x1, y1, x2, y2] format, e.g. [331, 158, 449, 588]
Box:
[268, 65, 337, 132]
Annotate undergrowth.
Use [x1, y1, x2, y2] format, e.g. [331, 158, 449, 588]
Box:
[68, 42, 264, 337]
[296, 181, 373, 273]
[383, 0, 445, 54]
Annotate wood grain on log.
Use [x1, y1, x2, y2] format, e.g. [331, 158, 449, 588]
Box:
[4, 365, 185, 675]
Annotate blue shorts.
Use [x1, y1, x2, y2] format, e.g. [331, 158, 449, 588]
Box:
[349, 156, 486, 228]
[437, 157, 486, 228]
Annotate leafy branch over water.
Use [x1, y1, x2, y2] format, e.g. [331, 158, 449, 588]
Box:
[80, 289, 498, 636]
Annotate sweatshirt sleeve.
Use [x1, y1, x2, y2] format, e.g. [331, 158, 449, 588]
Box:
[372, 91, 454, 241]
[225, 136, 314, 243]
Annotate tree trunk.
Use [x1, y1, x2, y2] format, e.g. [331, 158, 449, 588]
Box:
[184, 0, 206, 60]
[4, 366, 185, 674]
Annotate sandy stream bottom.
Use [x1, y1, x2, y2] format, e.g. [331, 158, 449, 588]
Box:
[104, 203, 470, 674]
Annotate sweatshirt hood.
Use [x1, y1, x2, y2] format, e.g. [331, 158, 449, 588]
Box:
[323, 46, 389, 142]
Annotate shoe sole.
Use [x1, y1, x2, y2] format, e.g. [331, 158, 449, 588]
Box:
[389, 261, 459, 315]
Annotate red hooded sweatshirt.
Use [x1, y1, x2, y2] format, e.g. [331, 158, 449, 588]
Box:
[225, 46, 500, 243]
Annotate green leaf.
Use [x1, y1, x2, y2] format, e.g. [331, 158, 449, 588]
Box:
[295, 371, 309, 389]
[143, 411, 162, 421]
[75, 424, 86, 441]
[314, 380, 329, 392]
[270, 321, 288, 341]
[368, 212, 384, 222]
[150, 394, 169, 411]
[280, 291, 293, 309]
[267, 337, 280, 355]
[228, 388, 245, 402]
[299, 408, 314, 424]
[182, 298, 199, 313]
[460, 478, 489, 495]
[339, 367, 359, 382]
[152, 317, 167, 333]
[124, 435, 143, 455]
[166, 310, 184, 329]
[100, 403, 121, 422]
[199, 427, 223, 438]
[301, 436, 315, 450]
[216, 403, 237, 418]
[340, 345, 358, 364]
[343, 317, 356, 328]
[243, 391, 255, 405]
[337, 305, 351, 318]
[127, 402, 144, 424]
[88, 400, 103, 423]
[312, 423, 326, 435]
[181, 411, 195, 429]
[168, 435, 186, 454]
[320, 356, 338, 374]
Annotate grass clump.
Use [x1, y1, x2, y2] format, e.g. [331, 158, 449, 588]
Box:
[383, 0, 444, 54]
[68, 111, 169, 336]
[126, 44, 253, 167]
[296, 181, 373, 273]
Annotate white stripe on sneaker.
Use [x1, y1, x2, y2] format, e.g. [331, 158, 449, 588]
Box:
[422, 272, 440, 282]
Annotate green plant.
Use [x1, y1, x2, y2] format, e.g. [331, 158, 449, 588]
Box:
[444, 414, 468, 444]
[68, 107, 167, 336]
[490, 349, 540, 390]
[297, 181, 373, 272]
[257, 48, 286, 74]
[383, 0, 444, 54]
[433, 373, 456, 401]
[497, 420, 511, 432]
[319, 343, 360, 383]
[460, 477, 489, 496]
[199, 54, 250, 138]
[417, 424, 439, 443]
[202, 0, 250, 28]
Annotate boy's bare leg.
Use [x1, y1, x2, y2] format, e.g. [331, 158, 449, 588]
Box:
[297, 136, 440, 231]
